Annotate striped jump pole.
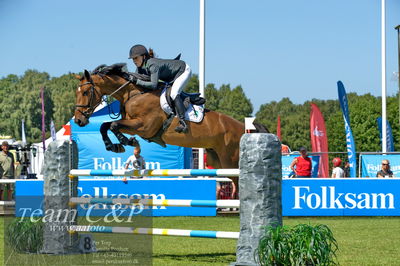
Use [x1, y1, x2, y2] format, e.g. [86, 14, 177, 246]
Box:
[69, 168, 239, 177]
[69, 198, 240, 208]
[69, 225, 239, 239]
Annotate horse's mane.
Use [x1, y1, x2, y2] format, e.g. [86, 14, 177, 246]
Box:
[91, 63, 150, 82]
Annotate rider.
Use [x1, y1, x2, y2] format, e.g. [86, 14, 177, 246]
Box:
[128, 44, 191, 133]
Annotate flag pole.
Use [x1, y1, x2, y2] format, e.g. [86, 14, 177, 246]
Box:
[41, 87, 46, 152]
[198, 0, 205, 169]
[381, 0, 387, 153]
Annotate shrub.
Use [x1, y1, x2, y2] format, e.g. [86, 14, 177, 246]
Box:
[6, 218, 44, 253]
[256, 223, 338, 266]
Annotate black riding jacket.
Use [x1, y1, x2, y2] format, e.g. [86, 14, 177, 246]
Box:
[136, 58, 186, 90]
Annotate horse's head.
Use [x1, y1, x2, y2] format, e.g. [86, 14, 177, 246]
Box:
[74, 69, 103, 126]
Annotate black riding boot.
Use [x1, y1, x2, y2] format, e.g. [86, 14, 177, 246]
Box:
[174, 97, 188, 133]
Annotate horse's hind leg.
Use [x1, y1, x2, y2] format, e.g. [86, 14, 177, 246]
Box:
[100, 122, 125, 153]
[109, 120, 142, 147]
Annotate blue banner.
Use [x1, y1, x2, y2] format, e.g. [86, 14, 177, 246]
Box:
[337, 81, 357, 177]
[282, 178, 400, 216]
[16, 179, 216, 217]
[282, 155, 320, 178]
[360, 154, 400, 177]
[377, 117, 395, 152]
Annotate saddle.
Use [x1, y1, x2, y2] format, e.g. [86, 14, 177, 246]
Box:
[163, 84, 206, 112]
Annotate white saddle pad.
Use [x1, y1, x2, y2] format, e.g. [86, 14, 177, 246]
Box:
[160, 88, 204, 123]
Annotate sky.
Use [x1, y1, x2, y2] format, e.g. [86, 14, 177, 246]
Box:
[0, 0, 399, 114]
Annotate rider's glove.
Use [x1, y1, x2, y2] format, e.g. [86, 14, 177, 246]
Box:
[127, 73, 137, 83]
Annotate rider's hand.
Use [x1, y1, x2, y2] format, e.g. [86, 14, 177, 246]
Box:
[128, 74, 137, 83]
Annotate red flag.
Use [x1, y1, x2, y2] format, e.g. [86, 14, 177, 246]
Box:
[277, 115, 281, 140]
[310, 103, 329, 178]
[62, 124, 71, 136]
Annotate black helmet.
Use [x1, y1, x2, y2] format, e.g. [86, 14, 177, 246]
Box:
[129, 44, 148, 59]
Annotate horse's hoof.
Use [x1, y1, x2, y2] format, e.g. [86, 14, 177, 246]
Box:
[112, 144, 125, 153]
[105, 144, 113, 151]
[128, 137, 139, 146]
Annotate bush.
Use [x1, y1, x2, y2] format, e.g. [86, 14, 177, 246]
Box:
[256, 223, 338, 266]
[6, 218, 44, 253]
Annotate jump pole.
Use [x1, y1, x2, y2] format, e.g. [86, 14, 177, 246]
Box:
[69, 168, 239, 177]
[69, 225, 239, 239]
[69, 198, 240, 208]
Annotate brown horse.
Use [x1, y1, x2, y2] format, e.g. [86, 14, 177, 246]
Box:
[74, 64, 267, 187]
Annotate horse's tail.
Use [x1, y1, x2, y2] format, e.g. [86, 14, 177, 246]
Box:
[253, 122, 269, 133]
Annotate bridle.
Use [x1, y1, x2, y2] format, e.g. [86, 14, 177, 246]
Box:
[75, 81, 103, 119]
[75, 79, 135, 119]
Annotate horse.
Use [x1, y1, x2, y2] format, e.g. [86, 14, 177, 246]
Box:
[74, 64, 268, 191]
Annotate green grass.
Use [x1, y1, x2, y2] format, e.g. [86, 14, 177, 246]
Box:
[0, 216, 399, 265]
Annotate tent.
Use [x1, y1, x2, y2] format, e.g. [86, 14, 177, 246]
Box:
[31, 101, 192, 177]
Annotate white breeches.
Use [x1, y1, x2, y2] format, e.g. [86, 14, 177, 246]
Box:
[170, 64, 192, 100]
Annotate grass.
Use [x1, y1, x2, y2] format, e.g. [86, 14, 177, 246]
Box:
[0, 216, 399, 265]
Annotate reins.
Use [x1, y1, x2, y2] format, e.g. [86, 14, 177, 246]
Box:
[75, 79, 145, 119]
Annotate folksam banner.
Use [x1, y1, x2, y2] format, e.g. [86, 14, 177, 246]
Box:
[15, 179, 216, 217]
[377, 117, 395, 152]
[360, 154, 400, 177]
[282, 178, 400, 216]
[337, 81, 357, 177]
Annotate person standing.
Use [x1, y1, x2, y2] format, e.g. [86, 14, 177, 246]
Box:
[376, 159, 394, 178]
[290, 147, 312, 178]
[0, 141, 15, 201]
[331, 157, 345, 178]
[123, 146, 146, 182]
[343, 162, 351, 178]
[125, 146, 146, 171]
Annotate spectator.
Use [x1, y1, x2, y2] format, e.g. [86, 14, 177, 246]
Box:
[376, 159, 394, 178]
[331, 157, 345, 178]
[343, 162, 351, 177]
[123, 146, 146, 181]
[205, 153, 237, 200]
[290, 147, 312, 178]
[0, 141, 15, 201]
[281, 143, 291, 155]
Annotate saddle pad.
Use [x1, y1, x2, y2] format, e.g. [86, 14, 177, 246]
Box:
[160, 88, 204, 123]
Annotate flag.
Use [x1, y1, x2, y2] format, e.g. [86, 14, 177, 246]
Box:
[244, 117, 256, 133]
[337, 81, 357, 177]
[63, 124, 71, 136]
[310, 103, 329, 177]
[50, 120, 56, 141]
[377, 117, 394, 152]
[277, 115, 281, 140]
[21, 119, 26, 144]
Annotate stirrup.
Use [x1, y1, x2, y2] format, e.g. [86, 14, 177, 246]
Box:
[175, 120, 188, 133]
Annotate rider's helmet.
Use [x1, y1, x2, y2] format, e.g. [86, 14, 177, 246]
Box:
[129, 44, 149, 59]
[332, 157, 342, 167]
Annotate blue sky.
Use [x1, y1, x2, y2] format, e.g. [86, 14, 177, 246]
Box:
[0, 0, 399, 114]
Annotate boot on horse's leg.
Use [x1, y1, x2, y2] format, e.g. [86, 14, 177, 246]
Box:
[173, 97, 188, 133]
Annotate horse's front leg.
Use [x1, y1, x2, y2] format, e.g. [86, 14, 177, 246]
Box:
[100, 122, 126, 153]
[109, 119, 143, 147]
